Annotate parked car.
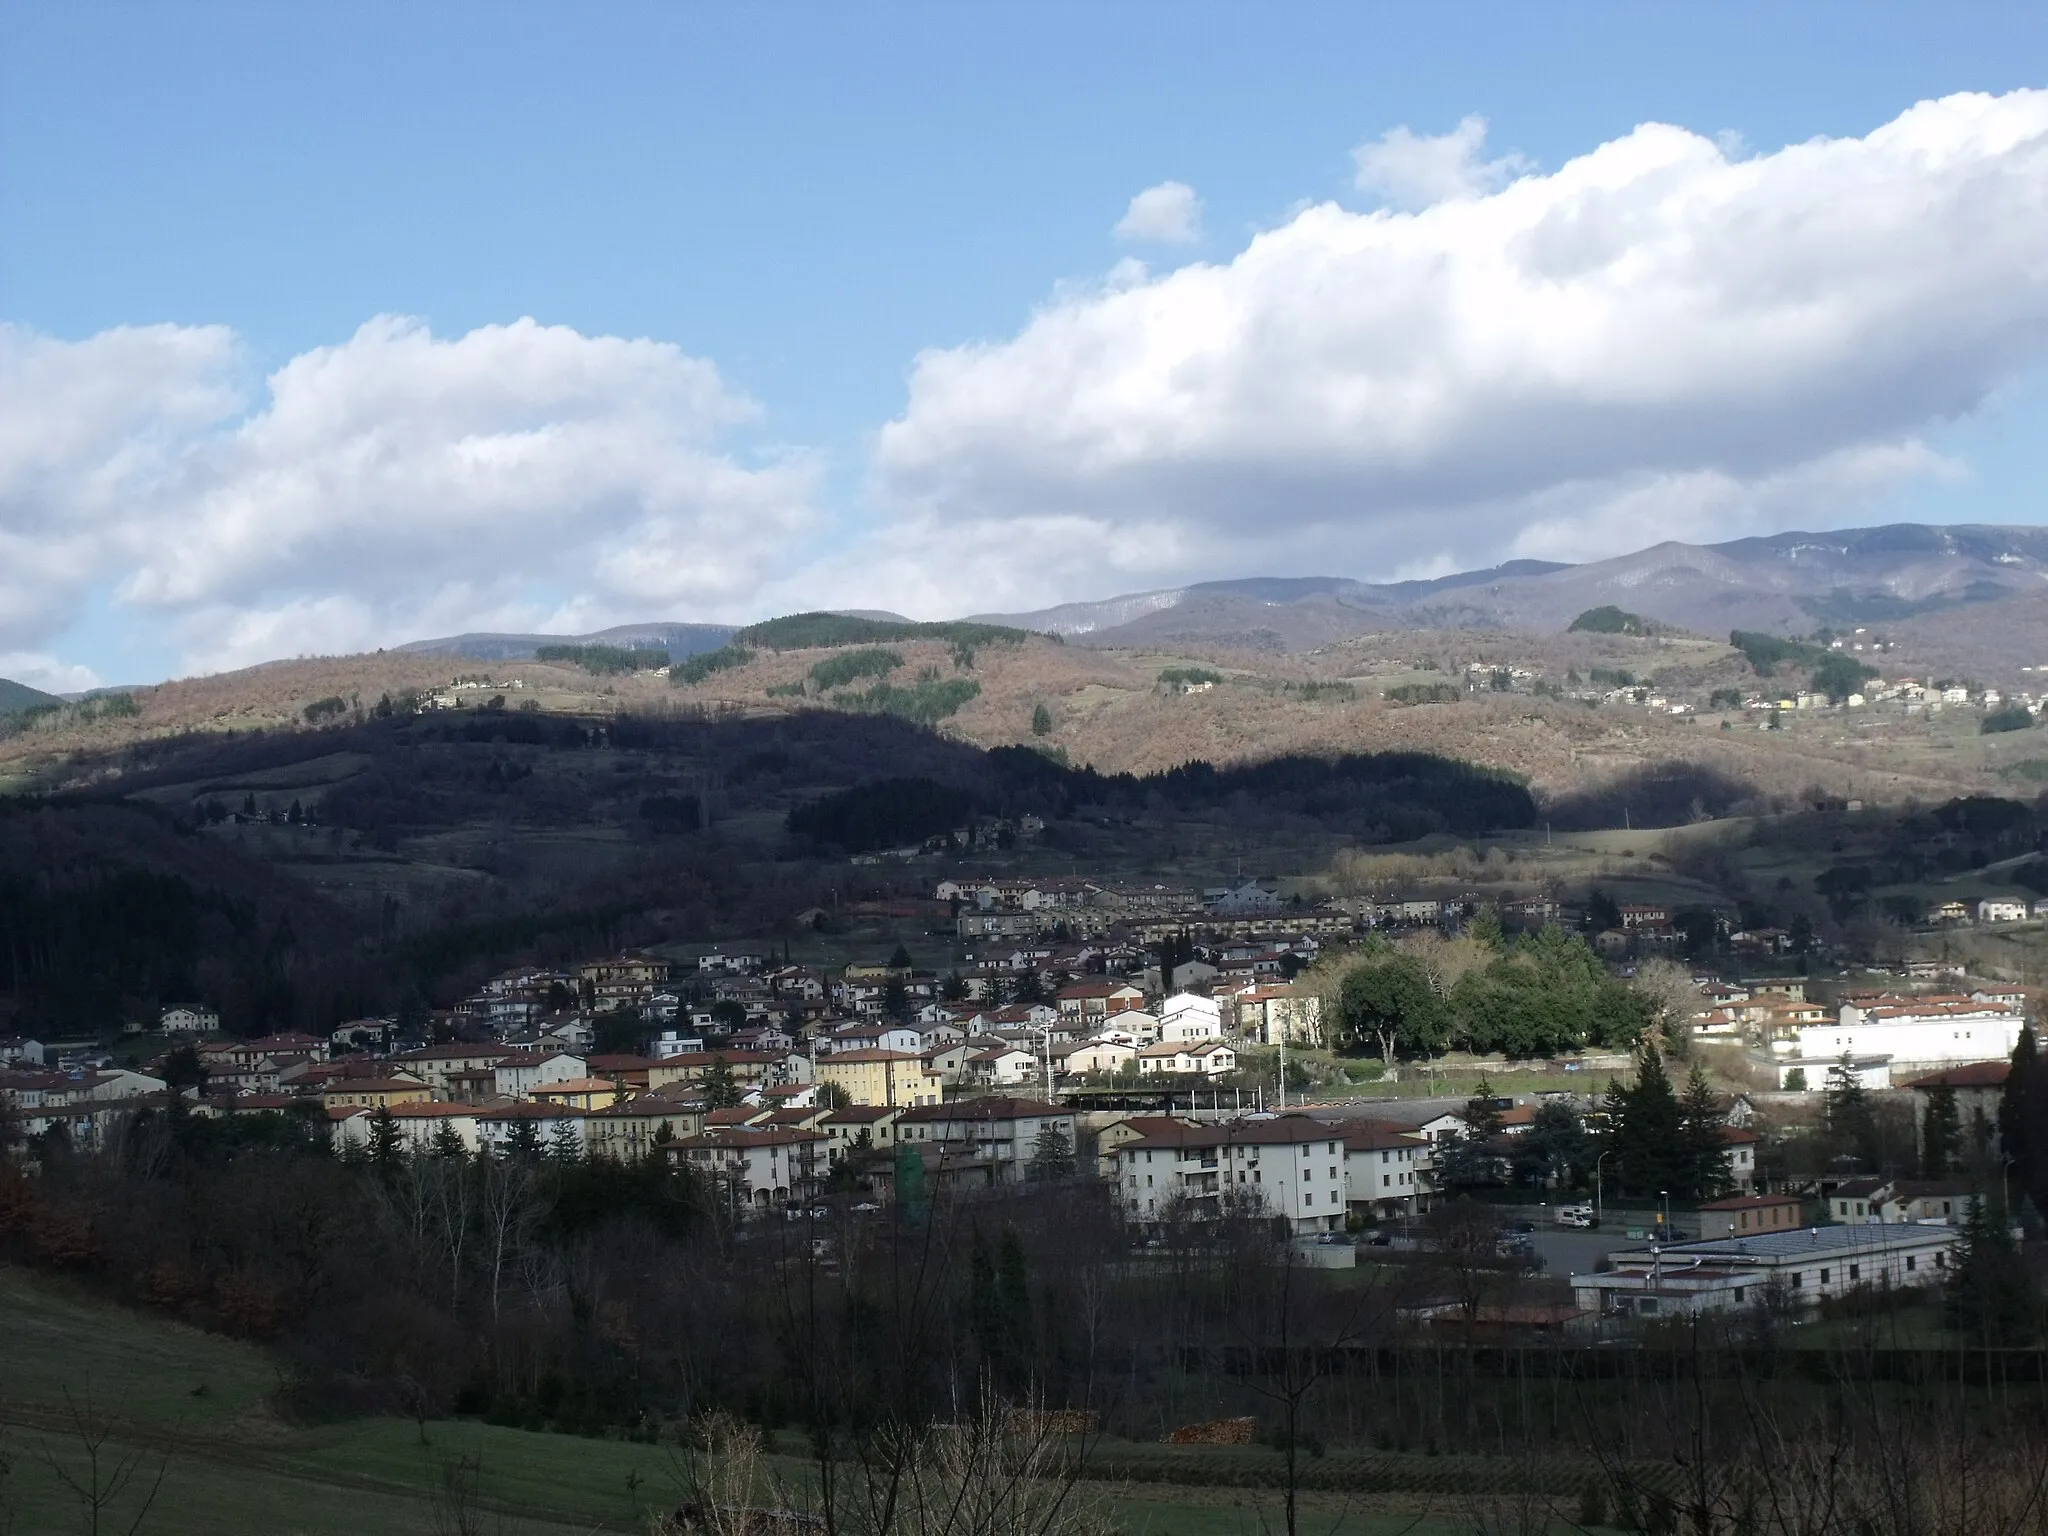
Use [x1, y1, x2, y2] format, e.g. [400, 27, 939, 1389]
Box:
[1554, 1205, 1597, 1228]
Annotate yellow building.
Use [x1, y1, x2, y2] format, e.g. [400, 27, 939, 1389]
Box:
[531, 1076, 621, 1112]
[814, 1049, 942, 1108]
[320, 1077, 432, 1111]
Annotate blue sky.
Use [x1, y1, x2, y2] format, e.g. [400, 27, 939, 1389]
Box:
[5, 3, 2048, 685]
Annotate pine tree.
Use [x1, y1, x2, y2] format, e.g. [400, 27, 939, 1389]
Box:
[1617, 1046, 1684, 1198]
[546, 1119, 582, 1165]
[431, 1121, 468, 1159]
[1946, 1192, 2040, 1344]
[1920, 1081, 1962, 1179]
[368, 1104, 401, 1173]
[1028, 1121, 1075, 1182]
[507, 1116, 543, 1164]
[2001, 1026, 2048, 1212]
[1826, 1054, 1881, 1171]
[701, 1056, 741, 1110]
[1677, 1062, 1732, 1200]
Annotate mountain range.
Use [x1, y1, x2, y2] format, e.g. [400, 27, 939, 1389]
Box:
[374, 523, 2048, 663]
[971, 523, 2048, 650]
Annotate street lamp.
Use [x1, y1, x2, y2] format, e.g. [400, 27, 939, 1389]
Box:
[1658, 1189, 1670, 1239]
[1595, 1150, 1614, 1228]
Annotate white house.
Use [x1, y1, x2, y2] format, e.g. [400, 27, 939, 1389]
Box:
[967, 1045, 1040, 1088]
[893, 1097, 1077, 1185]
[1341, 1122, 1432, 1218]
[662, 1126, 826, 1208]
[1136, 1039, 1239, 1076]
[1066, 1038, 1139, 1076]
[1977, 897, 2031, 925]
[1160, 993, 1224, 1042]
[1115, 1114, 1349, 1234]
[473, 1102, 588, 1156]
[160, 1006, 219, 1035]
[492, 1050, 588, 1099]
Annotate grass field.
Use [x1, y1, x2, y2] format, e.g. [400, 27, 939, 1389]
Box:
[1, 1266, 1605, 1535]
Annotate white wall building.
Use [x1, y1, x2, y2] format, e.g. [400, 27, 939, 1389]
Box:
[1160, 993, 1223, 1042]
[1572, 1224, 1960, 1319]
[1115, 1114, 1349, 1234]
[1799, 999, 2023, 1071]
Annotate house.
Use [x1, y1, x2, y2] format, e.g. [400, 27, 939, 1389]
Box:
[1341, 1122, 1432, 1219]
[893, 1097, 1077, 1185]
[531, 1076, 622, 1112]
[646, 1050, 798, 1094]
[817, 1104, 903, 1161]
[1136, 1039, 1239, 1076]
[474, 1101, 589, 1157]
[1234, 985, 1323, 1046]
[579, 953, 673, 1012]
[0, 1038, 44, 1067]
[492, 1050, 588, 1099]
[1207, 879, 1283, 917]
[376, 1101, 483, 1153]
[1696, 1193, 1803, 1240]
[1090, 1113, 1202, 1179]
[159, 1006, 219, 1035]
[1977, 897, 2031, 925]
[584, 1091, 705, 1161]
[821, 1021, 924, 1056]
[1160, 993, 1223, 1040]
[1055, 981, 1146, 1021]
[661, 1126, 826, 1209]
[391, 1043, 517, 1094]
[1572, 1224, 1960, 1318]
[1901, 1061, 2009, 1156]
[1114, 1114, 1351, 1234]
[966, 1045, 1041, 1089]
[1719, 1127, 1760, 1191]
[1829, 1178, 1980, 1226]
[319, 1077, 432, 1112]
[1066, 1038, 1139, 1077]
[813, 1049, 944, 1107]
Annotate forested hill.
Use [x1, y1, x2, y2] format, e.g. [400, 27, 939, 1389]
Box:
[0, 676, 63, 715]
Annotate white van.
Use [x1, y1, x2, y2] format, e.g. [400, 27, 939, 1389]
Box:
[1554, 1205, 1596, 1228]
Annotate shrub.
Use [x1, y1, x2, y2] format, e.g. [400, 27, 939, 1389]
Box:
[1159, 667, 1222, 689]
[1982, 705, 2035, 734]
[670, 645, 755, 685]
[809, 648, 904, 690]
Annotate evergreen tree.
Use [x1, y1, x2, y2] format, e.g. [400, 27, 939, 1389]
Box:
[1920, 1081, 1962, 1179]
[431, 1121, 468, 1159]
[1516, 1098, 1587, 1189]
[1946, 1193, 2040, 1344]
[997, 1227, 1034, 1388]
[701, 1056, 742, 1110]
[506, 1116, 544, 1164]
[2001, 1026, 2048, 1212]
[1028, 1120, 1076, 1182]
[1465, 908, 1503, 949]
[546, 1119, 583, 1165]
[1030, 703, 1052, 737]
[367, 1104, 401, 1173]
[1614, 1046, 1684, 1198]
[1825, 1054, 1881, 1171]
[1677, 1063, 1733, 1200]
[968, 1227, 1002, 1376]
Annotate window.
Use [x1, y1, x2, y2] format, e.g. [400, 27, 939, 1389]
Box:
[1305, 1192, 1314, 1206]
[1849, 1264, 1860, 1281]
[1906, 1256, 1916, 1272]
[1790, 1272, 1802, 1288]
[1820, 1269, 1830, 1284]
[1383, 1175, 1391, 1188]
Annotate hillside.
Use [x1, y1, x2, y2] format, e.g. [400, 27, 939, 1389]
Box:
[0, 675, 63, 715]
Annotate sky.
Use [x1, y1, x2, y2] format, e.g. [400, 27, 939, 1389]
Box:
[5, 2, 2048, 688]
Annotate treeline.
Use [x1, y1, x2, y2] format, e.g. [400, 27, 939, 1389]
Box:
[735, 612, 1038, 651]
[1730, 629, 1875, 700]
[535, 643, 670, 674]
[787, 750, 1537, 853]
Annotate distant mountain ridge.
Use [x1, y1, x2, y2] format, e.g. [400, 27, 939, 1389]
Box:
[395, 622, 738, 662]
[0, 677, 64, 716]
[973, 524, 2048, 650]
[391, 523, 2048, 665]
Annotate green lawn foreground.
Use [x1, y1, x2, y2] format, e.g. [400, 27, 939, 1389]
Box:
[0, 1266, 1562, 1536]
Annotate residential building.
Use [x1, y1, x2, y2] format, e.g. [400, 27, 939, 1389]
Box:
[584, 1091, 705, 1161]
[817, 1105, 902, 1161]
[474, 1101, 588, 1157]
[1136, 1039, 1238, 1076]
[1341, 1122, 1432, 1219]
[1115, 1114, 1350, 1234]
[1801, 996, 2023, 1070]
[159, 1006, 219, 1035]
[1066, 1039, 1139, 1077]
[1055, 981, 1146, 1021]
[1901, 1061, 2010, 1157]
[391, 1043, 517, 1094]
[319, 1077, 432, 1112]
[661, 1126, 825, 1209]
[1234, 985, 1323, 1046]
[893, 1097, 1077, 1185]
[813, 1049, 944, 1107]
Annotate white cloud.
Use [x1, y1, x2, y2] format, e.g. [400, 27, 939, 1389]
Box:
[0, 316, 819, 675]
[868, 90, 2048, 614]
[0, 652, 101, 695]
[1352, 115, 1531, 208]
[1114, 181, 1203, 244]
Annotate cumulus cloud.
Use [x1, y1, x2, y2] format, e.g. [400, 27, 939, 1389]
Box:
[868, 89, 2048, 613]
[1114, 181, 1203, 244]
[1352, 115, 1532, 208]
[0, 316, 818, 674]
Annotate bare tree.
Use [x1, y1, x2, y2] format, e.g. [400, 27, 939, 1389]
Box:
[36, 1388, 167, 1536]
